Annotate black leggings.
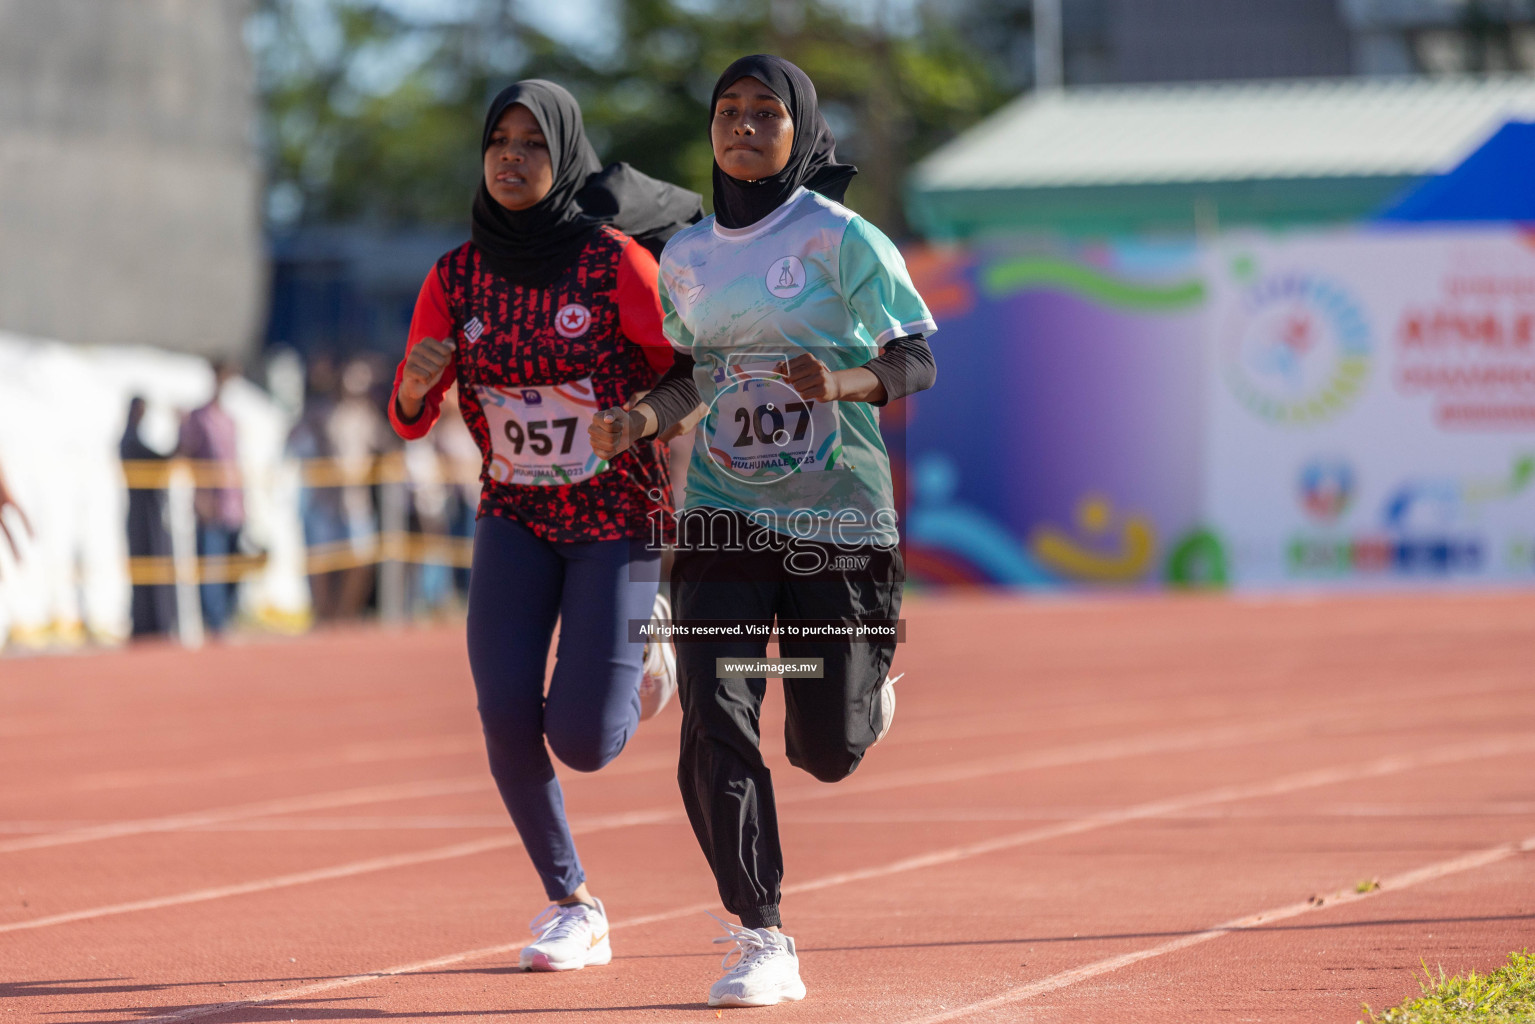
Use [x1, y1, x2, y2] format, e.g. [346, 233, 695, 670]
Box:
[466, 514, 660, 901]
[671, 510, 902, 929]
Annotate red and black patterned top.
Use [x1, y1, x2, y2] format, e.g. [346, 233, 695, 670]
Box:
[389, 226, 675, 543]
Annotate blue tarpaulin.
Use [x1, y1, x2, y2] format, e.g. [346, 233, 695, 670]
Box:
[1378, 120, 1535, 222]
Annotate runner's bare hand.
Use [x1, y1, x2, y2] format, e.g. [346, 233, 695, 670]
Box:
[590, 406, 639, 461]
[399, 338, 456, 404]
[777, 352, 840, 402]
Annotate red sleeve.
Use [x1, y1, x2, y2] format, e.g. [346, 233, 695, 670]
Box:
[389, 265, 458, 440]
[614, 238, 674, 379]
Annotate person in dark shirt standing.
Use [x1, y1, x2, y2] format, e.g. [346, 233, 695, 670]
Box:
[121, 396, 177, 638]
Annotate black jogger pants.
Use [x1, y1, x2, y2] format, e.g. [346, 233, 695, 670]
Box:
[671, 509, 903, 929]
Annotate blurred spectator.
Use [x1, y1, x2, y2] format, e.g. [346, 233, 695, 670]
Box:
[287, 356, 350, 621]
[404, 386, 479, 615]
[330, 356, 398, 617]
[438, 388, 480, 599]
[0, 454, 31, 573]
[120, 397, 177, 638]
[178, 361, 245, 634]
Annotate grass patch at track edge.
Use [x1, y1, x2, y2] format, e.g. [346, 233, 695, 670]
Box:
[1361, 950, 1534, 1023]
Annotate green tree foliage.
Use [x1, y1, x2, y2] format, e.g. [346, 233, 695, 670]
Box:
[250, 0, 1009, 235]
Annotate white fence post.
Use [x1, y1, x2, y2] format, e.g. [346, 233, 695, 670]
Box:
[166, 461, 204, 649]
[378, 457, 407, 623]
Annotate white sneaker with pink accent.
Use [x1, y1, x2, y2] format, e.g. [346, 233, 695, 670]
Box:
[519, 898, 611, 971]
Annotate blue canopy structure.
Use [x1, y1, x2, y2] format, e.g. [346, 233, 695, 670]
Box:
[1378, 120, 1535, 222]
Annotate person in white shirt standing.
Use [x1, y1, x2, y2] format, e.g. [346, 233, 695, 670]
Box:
[590, 53, 937, 1008]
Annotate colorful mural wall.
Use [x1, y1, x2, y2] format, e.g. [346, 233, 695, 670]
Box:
[899, 226, 1535, 590]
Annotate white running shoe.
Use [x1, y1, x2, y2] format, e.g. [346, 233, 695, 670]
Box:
[638, 590, 677, 721]
[874, 672, 903, 744]
[519, 898, 612, 972]
[707, 918, 807, 1008]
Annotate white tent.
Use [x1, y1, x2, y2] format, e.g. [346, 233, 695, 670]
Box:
[0, 334, 310, 651]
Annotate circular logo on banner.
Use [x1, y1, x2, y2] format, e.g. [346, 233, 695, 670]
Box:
[766, 256, 806, 298]
[1297, 457, 1355, 522]
[554, 304, 591, 339]
[1224, 272, 1372, 425]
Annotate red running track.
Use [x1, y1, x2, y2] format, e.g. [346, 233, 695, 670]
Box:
[2, 591, 1533, 1023]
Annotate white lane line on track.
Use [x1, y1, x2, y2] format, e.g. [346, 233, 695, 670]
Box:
[117, 735, 1535, 1024]
[28, 735, 486, 798]
[0, 815, 516, 834]
[780, 802, 1535, 824]
[8, 733, 1533, 938]
[0, 777, 490, 855]
[0, 807, 680, 936]
[14, 799, 1535, 836]
[0, 714, 1315, 856]
[899, 833, 1535, 1024]
[0, 837, 511, 936]
[774, 735, 1535, 899]
[126, 897, 732, 1024]
[8, 664, 1522, 800]
[807, 715, 1318, 804]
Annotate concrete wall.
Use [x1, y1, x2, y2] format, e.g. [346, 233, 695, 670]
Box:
[0, 0, 263, 359]
[1103, 0, 1353, 82]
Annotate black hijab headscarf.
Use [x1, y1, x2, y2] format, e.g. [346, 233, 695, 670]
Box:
[709, 55, 858, 230]
[471, 79, 703, 286]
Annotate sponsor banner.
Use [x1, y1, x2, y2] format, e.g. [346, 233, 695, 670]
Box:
[902, 225, 1535, 591]
[1206, 227, 1535, 588]
[902, 239, 1210, 588]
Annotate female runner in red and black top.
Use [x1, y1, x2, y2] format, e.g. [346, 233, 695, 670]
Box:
[388, 79, 700, 973]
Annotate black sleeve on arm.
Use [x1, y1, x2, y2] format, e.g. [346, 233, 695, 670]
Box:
[864, 334, 936, 407]
[638, 353, 701, 437]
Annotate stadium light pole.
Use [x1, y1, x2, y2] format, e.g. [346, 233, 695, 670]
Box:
[1034, 0, 1063, 91]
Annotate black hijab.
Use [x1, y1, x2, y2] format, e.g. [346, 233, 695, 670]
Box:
[471, 80, 703, 285]
[709, 55, 858, 230]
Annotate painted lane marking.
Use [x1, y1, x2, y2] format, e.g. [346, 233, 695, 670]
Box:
[0, 748, 685, 855]
[0, 807, 679, 936]
[899, 833, 1535, 1024]
[13, 798, 1535, 836]
[0, 714, 1319, 855]
[12, 654, 1523, 801]
[118, 736, 1535, 1022]
[16, 735, 485, 799]
[772, 736, 1535, 899]
[8, 734, 1532, 937]
[0, 777, 490, 855]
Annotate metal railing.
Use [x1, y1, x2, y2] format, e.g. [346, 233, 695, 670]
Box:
[120, 453, 478, 647]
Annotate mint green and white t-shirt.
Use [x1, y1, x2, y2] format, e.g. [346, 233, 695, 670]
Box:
[657, 186, 936, 546]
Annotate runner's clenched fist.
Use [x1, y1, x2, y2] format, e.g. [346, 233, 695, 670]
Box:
[777, 352, 840, 402]
[397, 337, 456, 419]
[589, 393, 655, 462]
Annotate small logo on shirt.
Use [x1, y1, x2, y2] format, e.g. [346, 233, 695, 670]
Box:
[766, 256, 806, 299]
[463, 316, 485, 342]
[520, 390, 542, 405]
[555, 303, 592, 338]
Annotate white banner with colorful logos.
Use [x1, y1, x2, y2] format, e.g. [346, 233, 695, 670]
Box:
[1205, 227, 1535, 589]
